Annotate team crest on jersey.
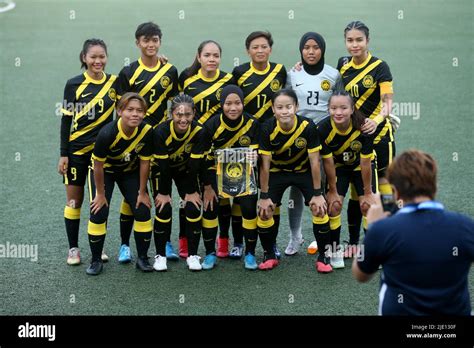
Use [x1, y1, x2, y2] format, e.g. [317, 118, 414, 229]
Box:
[362, 75, 375, 88]
[350, 140, 362, 152]
[239, 135, 251, 146]
[216, 88, 223, 100]
[160, 76, 171, 89]
[184, 143, 193, 153]
[321, 80, 331, 91]
[295, 137, 307, 149]
[225, 163, 243, 179]
[270, 79, 281, 92]
[108, 88, 117, 101]
[135, 143, 145, 154]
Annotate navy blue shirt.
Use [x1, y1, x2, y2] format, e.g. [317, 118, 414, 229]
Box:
[358, 202, 474, 315]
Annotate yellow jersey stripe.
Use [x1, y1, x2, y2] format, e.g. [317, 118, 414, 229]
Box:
[333, 130, 361, 155]
[254, 100, 273, 120]
[129, 66, 145, 86]
[73, 143, 95, 155]
[356, 84, 377, 110]
[139, 64, 173, 98]
[198, 104, 220, 124]
[272, 148, 306, 165]
[275, 121, 308, 155]
[183, 74, 201, 90]
[325, 128, 338, 145]
[109, 126, 151, 160]
[294, 157, 309, 171]
[70, 104, 114, 141]
[243, 64, 283, 105]
[308, 145, 322, 153]
[221, 120, 254, 149]
[74, 76, 117, 121]
[237, 69, 253, 86]
[344, 60, 382, 92]
[193, 73, 233, 104]
[170, 127, 201, 159]
[61, 108, 74, 116]
[146, 83, 173, 116]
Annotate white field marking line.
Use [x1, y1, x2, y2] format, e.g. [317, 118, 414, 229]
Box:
[0, 1, 15, 13]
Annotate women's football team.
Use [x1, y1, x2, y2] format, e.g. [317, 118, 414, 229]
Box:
[58, 21, 395, 275]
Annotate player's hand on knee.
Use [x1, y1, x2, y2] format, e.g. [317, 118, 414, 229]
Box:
[258, 198, 274, 219]
[155, 194, 171, 213]
[58, 156, 68, 175]
[91, 193, 108, 214]
[136, 191, 151, 209]
[309, 195, 327, 217]
[203, 185, 217, 211]
[185, 192, 202, 210]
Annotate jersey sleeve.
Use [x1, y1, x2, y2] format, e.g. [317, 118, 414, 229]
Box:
[116, 67, 130, 99]
[360, 133, 375, 159]
[336, 57, 348, 71]
[306, 121, 321, 153]
[249, 119, 260, 150]
[317, 123, 332, 158]
[377, 61, 393, 95]
[280, 65, 287, 87]
[138, 127, 153, 160]
[92, 127, 111, 162]
[258, 122, 272, 156]
[231, 66, 241, 85]
[186, 126, 207, 193]
[169, 66, 179, 99]
[59, 81, 76, 156]
[178, 70, 188, 93]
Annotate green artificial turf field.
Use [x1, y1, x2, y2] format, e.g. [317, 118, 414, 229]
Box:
[0, 0, 472, 315]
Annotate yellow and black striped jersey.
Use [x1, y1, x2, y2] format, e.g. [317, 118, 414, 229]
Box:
[60, 72, 117, 156]
[337, 53, 393, 144]
[259, 115, 320, 173]
[153, 119, 206, 172]
[178, 69, 233, 124]
[92, 118, 153, 174]
[317, 117, 375, 170]
[117, 59, 178, 127]
[232, 62, 286, 123]
[203, 112, 260, 173]
[153, 120, 207, 195]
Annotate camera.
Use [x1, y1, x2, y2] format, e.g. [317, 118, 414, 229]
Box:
[381, 194, 399, 214]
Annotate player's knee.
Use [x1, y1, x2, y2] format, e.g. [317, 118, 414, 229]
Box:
[330, 200, 342, 216]
[156, 203, 172, 220]
[134, 204, 151, 222]
[202, 206, 217, 220]
[184, 201, 201, 219]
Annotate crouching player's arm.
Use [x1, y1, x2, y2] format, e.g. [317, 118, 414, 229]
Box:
[258, 153, 274, 219]
[308, 150, 327, 217]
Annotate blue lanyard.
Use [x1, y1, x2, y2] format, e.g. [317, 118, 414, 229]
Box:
[397, 201, 444, 214]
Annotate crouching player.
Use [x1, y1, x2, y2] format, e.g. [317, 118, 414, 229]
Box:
[86, 92, 153, 275]
[257, 89, 329, 271]
[152, 94, 206, 271]
[318, 91, 377, 269]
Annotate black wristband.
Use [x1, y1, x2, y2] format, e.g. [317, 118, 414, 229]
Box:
[313, 188, 323, 196]
[260, 191, 269, 200]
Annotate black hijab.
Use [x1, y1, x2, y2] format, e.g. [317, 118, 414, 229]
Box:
[299, 32, 326, 75]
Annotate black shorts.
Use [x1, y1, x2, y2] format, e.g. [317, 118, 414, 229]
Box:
[268, 171, 314, 206]
[150, 165, 199, 199]
[335, 164, 377, 197]
[63, 154, 91, 186]
[374, 141, 395, 178]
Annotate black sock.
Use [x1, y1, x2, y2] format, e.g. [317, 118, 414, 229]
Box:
[257, 217, 275, 259]
[64, 206, 81, 248]
[89, 234, 105, 262]
[153, 220, 169, 256]
[218, 202, 231, 238]
[272, 212, 280, 247]
[65, 218, 80, 248]
[134, 231, 152, 259]
[348, 199, 362, 245]
[313, 220, 330, 262]
[120, 214, 134, 246]
[202, 226, 217, 254]
[244, 228, 257, 255]
[179, 208, 186, 239]
[232, 215, 243, 244]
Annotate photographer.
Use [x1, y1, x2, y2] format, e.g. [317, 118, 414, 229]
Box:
[352, 149, 474, 315]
